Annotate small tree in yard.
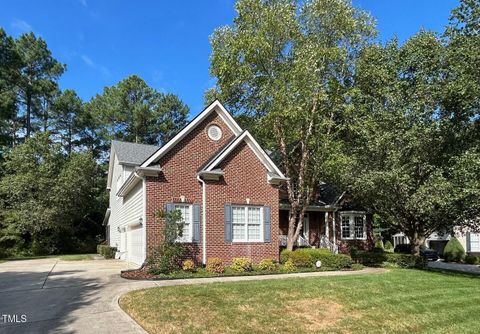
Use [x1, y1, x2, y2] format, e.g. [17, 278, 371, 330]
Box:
[147, 209, 185, 275]
[443, 237, 466, 263]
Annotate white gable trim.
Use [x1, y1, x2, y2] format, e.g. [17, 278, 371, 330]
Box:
[203, 130, 286, 180]
[141, 100, 242, 167]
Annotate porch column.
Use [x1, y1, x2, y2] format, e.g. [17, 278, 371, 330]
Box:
[324, 212, 329, 237]
[332, 211, 337, 244]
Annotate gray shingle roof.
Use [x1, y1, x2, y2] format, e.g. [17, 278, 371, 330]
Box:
[112, 140, 160, 165]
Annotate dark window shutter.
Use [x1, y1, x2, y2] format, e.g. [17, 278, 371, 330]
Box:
[264, 206, 271, 242]
[467, 233, 471, 253]
[165, 203, 173, 213]
[193, 204, 200, 242]
[224, 204, 232, 242]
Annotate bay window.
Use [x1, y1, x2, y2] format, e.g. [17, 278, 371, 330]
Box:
[340, 212, 366, 240]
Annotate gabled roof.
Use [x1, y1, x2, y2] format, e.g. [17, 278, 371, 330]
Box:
[141, 100, 242, 167]
[200, 130, 287, 182]
[112, 140, 160, 165]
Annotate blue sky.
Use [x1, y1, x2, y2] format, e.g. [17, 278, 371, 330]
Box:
[1, 0, 458, 117]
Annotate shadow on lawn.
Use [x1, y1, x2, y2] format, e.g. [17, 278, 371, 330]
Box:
[426, 267, 480, 279]
[0, 269, 103, 334]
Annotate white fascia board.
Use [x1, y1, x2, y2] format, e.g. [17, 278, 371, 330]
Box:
[106, 147, 116, 190]
[204, 130, 286, 180]
[140, 100, 242, 168]
[116, 166, 161, 197]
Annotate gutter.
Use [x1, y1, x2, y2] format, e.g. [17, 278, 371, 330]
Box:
[102, 208, 111, 226]
[197, 174, 207, 265]
[117, 166, 162, 197]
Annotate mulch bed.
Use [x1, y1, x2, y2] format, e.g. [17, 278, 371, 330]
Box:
[121, 267, 159, 280]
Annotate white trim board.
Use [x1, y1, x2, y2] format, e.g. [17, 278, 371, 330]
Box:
[203, 130, 286, 179]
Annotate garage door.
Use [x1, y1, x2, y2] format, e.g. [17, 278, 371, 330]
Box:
[127, 226, 144, 266]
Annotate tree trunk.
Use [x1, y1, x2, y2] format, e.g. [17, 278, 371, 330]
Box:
[286, 211, 297, 251]
[408, 230, 426, 256]
[26, 92, 32, 138]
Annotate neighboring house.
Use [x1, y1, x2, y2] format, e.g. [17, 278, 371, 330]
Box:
[104, 100, 373, 266]
[392, 228, 480, 256]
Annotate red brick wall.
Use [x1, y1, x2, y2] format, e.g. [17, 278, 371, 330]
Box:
[205, 141, 280, 264]
[145, 110, 279, 264]
[145, 111, 234, 262]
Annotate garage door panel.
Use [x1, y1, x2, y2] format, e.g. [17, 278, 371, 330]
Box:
[127, 227, 144, 265]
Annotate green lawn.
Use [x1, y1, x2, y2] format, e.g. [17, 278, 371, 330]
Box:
[120, 269, 480, 334]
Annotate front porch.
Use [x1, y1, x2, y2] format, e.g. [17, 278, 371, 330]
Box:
[279, 209, 339, 253]
[279, 208, 373, 254]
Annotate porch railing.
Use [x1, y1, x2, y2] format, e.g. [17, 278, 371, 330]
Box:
[279, 234, 338, 254]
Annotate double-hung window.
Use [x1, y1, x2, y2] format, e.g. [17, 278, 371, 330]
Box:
[174, 204, 192, 243]
[232, 206, 263, 242]
[340, 212, 366, 240]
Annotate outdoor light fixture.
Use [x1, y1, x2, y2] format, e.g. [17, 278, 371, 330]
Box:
[138, 217, 143, 226]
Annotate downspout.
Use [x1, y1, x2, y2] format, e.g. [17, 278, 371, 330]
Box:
[332, 209, 338, 245]
[197, 175, 207, 265]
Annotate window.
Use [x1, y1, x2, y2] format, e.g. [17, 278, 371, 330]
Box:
[354, 216, 364, 239]
[341, 215, 351, 239]
[340, 212, 366, 240]
[174, 204, 192, 243]
[232, 206, 263, 242]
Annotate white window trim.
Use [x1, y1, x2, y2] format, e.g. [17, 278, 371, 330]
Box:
[116, 175, 122, 200]
[340, 212, 367, 240]
[174, 204, 193, 243]
[232, 205, 264, 243]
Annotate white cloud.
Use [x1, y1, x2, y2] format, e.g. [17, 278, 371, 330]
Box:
[11, 19, 33, 34]
[81, 55, 94, 67]
[81, 54, 110, 77]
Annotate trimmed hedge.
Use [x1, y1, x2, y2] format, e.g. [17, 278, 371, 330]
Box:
[352, 251, 427, 269]
[280, 248, 353, 269]
[97, 245, 117, 259]
[465, 255, 480, 265]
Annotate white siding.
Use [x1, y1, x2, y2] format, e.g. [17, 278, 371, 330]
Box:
[107, 153, 145, 264]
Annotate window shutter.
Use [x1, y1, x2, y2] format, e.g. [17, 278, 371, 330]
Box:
[193, 204, 200, 242]
[165, 203, 173, 213]
[224, 204, 232, 242]
[264, 206, 271, 242]
[467, 233, 471, 253]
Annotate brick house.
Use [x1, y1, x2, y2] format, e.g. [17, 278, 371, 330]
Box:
[104, 100, 372, 266]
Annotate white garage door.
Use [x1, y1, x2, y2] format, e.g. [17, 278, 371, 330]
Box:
[127, 226, 144, 266]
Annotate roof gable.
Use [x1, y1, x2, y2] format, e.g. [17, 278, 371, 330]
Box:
[200, 130, 287, 182]
[112, 140, 160, 165]
[141, 100, 242, 167]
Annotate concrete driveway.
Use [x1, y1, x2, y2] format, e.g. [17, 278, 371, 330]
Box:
[0, 258, 155, 334]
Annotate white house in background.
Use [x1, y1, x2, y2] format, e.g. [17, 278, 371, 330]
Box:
[392, 228, 480, 256]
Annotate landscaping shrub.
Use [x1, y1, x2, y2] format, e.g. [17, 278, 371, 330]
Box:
[147, 209, 186, 275]
[443, 237, 466, 262]
[230, 257, 253, 272]
[280, 248, 353, 269]
[97, 245, 117, 259]
[352, 251, 426, 269]
[182, 259, 196, 272]
[206, 258, 225, 273]
[257, 258, 277, 271]
[374, 239, 384, 250]
[351, 263, 364, 270]
[282, 259, 296, 272]
[465, 255, 480, 265]
[384, 241, 394, 253]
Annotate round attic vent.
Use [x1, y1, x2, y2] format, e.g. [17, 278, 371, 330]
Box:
[207, 125, 222, 141]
